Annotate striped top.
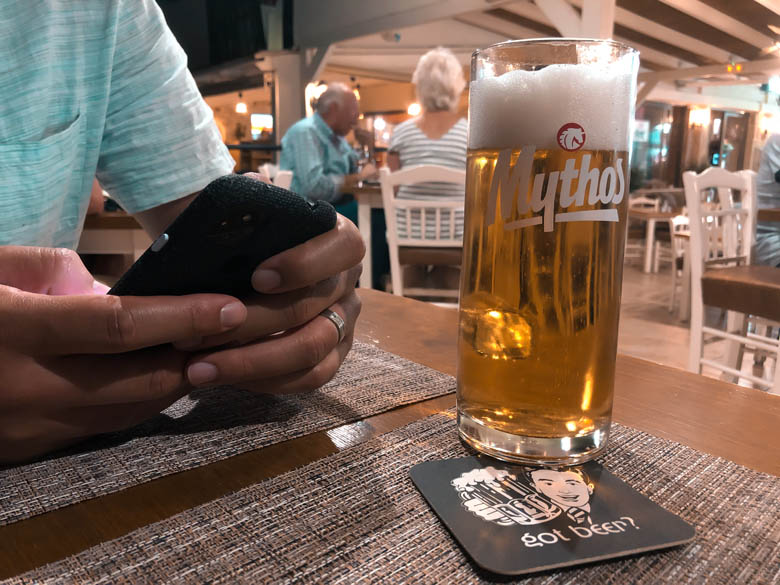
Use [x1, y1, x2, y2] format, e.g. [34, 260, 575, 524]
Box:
[388, 118, 467, 240]
[0, 0, 234, 249]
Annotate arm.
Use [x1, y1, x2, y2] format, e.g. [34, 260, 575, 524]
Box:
[387, 152, 401, 172]
[95, 0, 234, 225]
[284, 128, 346, 202]
[134, 192, 198, 238]
[86, 180, 105, 215]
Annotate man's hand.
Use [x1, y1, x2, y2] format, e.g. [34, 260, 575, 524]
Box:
[359, 163, 378, 181]
[174, 214, 365, 394]
[0, 247, 250, 464]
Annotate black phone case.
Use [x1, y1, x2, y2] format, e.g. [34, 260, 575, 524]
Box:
[108, 175, 337, 297]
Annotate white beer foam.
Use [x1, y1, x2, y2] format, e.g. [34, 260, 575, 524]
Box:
[468, 63, 634, 151]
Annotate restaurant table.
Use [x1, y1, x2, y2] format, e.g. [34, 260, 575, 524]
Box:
[1, 289, 779, 582]
[628, 207, 680, 273]
[354, 182, 383, 289]
[758, 207, 780, 222]
[76, 211, 151, 260]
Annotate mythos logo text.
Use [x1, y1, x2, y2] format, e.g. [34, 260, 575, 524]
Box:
[486, 125, 625, 233]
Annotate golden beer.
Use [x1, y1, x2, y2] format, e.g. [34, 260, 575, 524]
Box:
[458, 148, 628, 456]
[458, 39, 638, 464]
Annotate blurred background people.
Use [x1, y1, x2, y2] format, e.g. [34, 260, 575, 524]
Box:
[754, 132, 780, 266]
[387, 47, 467, 240]
[280, 83, 377, 221]
[385, 47, 467, 293]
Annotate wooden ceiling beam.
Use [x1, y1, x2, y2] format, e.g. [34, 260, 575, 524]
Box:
[638, 57, 780, 83]
[697, 0, 780, 37]
[656, 0, 775, 49]
[613, 23, 714, 66]
[485, 8, 686, 69]
[617, 0, 763, 60]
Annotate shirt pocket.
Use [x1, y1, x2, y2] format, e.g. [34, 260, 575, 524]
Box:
[0, 112, 87, 248]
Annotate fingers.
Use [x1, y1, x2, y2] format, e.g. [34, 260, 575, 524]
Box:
[246, 332, 354, 395]
[185, 291, 361, 390]
[243, 171, 272, 185]
[187, 263, 362, 350]
[251, 214, 365, 294]
[0, 289, 247, 355]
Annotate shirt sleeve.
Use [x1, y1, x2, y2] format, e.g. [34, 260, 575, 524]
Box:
[95, 0, 235, 213]
[767, 135, 780, 178]
[284, 126, 342, 202]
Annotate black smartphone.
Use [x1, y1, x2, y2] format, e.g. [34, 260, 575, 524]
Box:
[108, 174, 337, 297]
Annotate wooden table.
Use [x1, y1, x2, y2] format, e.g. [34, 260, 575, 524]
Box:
[628, 208, 680, 273]
[758, 207, 780, 222]
[354, 182, 383, 289]
[77, 212, 151, 260]
[1, 289, 778, 579]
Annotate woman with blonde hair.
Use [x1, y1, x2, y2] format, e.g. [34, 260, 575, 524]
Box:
[387, 47, 467, 239]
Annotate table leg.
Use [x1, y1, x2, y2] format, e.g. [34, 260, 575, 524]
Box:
[644, 218, 656, 273]
[357, 198, 373, 288]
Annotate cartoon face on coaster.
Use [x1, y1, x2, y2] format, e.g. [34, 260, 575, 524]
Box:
[452, 465, 596, 527]
[411, 457, 695, 576]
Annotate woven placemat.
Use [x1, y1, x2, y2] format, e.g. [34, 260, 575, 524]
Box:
[7, 410, 778, 584]
[0, 341, 455, 526]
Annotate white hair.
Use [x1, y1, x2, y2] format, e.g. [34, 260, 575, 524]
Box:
[412, 47, 465, 112]
[315, 82, 352, 114]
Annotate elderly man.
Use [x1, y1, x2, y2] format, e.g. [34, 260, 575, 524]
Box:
[280, 83, 377, 211]
[281, 83, 388, 288]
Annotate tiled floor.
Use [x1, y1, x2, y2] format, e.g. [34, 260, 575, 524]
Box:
[618, 261, 777, 392]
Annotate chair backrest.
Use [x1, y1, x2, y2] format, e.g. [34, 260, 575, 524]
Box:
[670, 214, 690, 257]
[379, 165, 466, 248]
[628, 195, 660, 211]
[273, 170, 293, 190]
[379, 165, 466, 298]
[683, 167, 757, 275]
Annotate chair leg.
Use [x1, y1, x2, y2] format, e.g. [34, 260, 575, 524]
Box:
[678, 254, 691, 322]
[773, 346, 780, 396]
[688, 286, 704, 374]
[668, 265, 677, 312]
[723, 311, 746, 384]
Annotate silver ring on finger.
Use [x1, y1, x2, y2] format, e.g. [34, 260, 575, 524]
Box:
[319, 308, 346, 344]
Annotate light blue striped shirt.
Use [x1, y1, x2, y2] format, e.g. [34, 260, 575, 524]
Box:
[0, 0, 235, 249]
[280, 113, 357, 203]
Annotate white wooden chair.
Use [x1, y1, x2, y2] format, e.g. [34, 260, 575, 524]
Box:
[683, 167, 780, 392]
[379, 165, 465, 302]
[625, 195, 660, 265]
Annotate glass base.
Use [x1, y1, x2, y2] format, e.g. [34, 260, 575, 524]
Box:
[457, 409, 609, 466]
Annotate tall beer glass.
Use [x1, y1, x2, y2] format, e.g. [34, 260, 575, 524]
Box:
[457, 39, 638, 464]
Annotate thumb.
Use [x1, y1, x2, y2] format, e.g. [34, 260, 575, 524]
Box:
[0, 246, 99, 295]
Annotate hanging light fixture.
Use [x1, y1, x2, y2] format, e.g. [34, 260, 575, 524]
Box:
[235, 92, 248, 114]
[407, 102, 421, 116]
[688, 107, 711, 128]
